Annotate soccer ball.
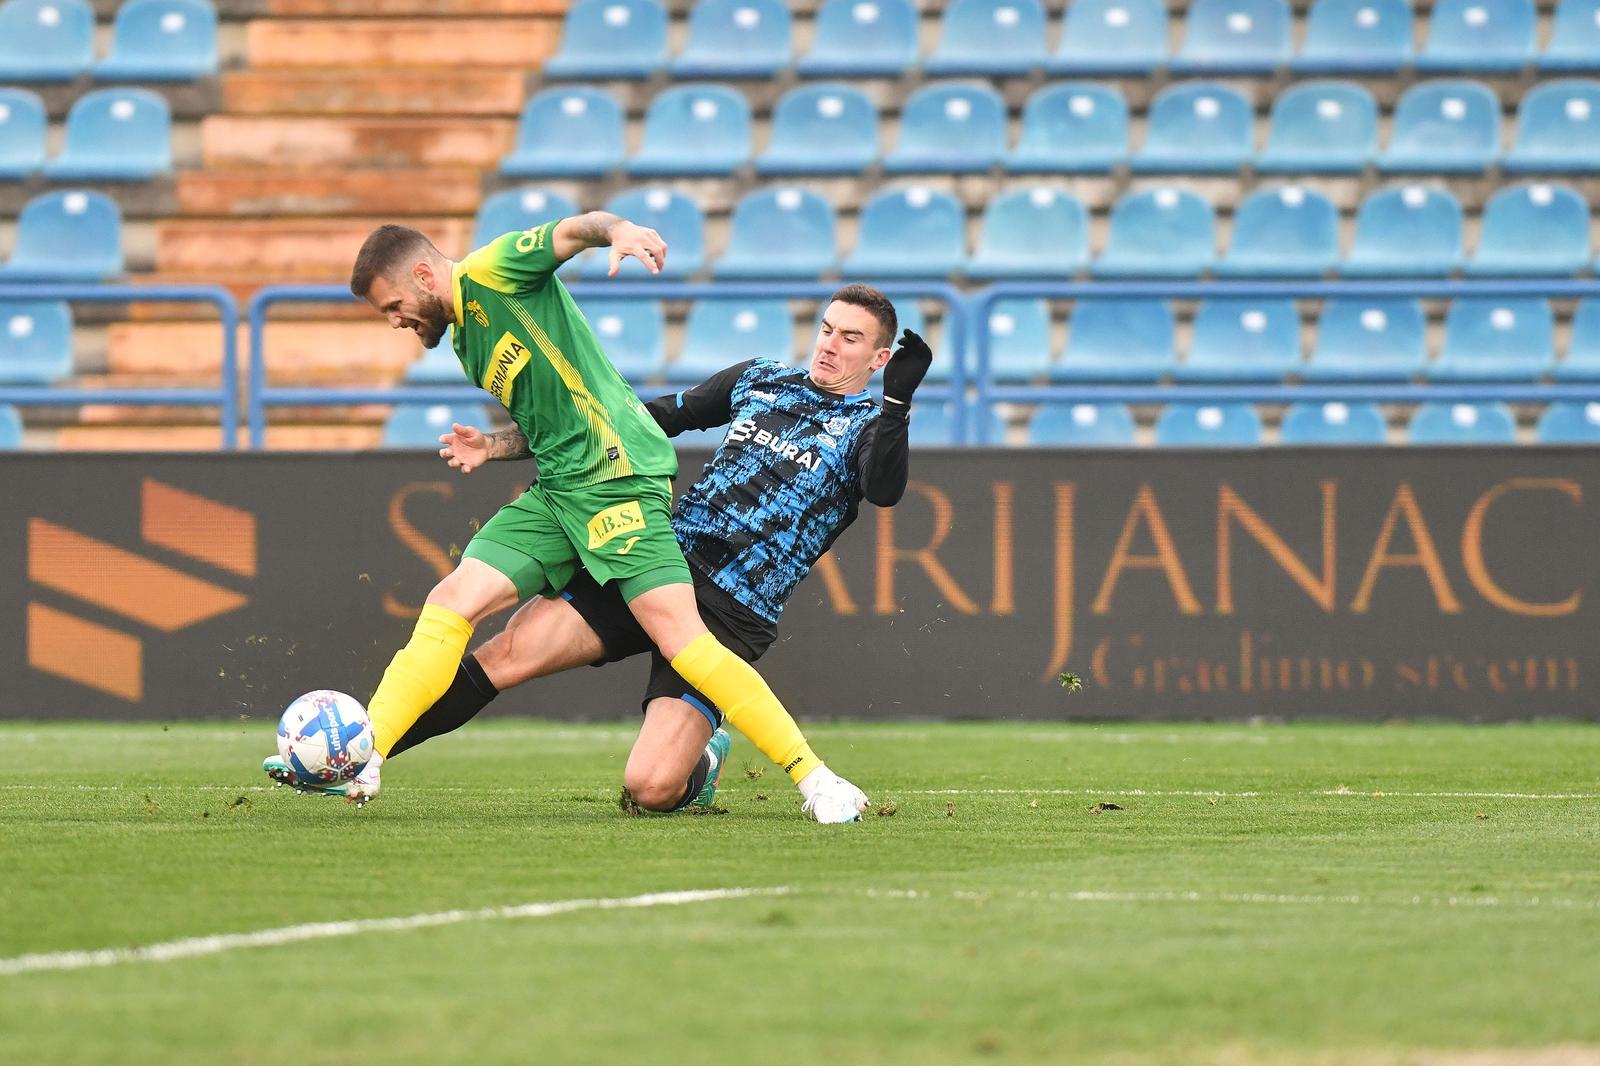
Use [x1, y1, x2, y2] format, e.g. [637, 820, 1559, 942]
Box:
[277, 690, 374, 784]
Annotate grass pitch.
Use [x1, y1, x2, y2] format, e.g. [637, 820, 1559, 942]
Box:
[2, 721, 1598, 1066]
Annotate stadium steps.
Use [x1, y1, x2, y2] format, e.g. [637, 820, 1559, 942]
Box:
[245, 19, 557, 68]
[200, 115, 517, 168]
[50, 423, 384, 450]
[222, 69, 529, 116]
[177, 168, 487, 217]
[106, 320, 422, 382]
[154, 217, 474, 275]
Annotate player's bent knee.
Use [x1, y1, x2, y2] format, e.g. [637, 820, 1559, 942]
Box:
[425, 559, 518, 626]
[622, 764, 684, 811]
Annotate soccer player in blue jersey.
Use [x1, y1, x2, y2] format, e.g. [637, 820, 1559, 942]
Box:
[385, 285, 932, 816]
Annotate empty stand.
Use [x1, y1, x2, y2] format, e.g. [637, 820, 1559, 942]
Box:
[627, 84, 750, 176]
[0, 88, 46, 180]
[95, 0, 218, 82]
[1295, 0, 1412, 73]
[1554, 300, 1600, 380]
[983, 298, 1052, 382]
[1280, 402, 1388, 445]
[1542, 0, 1600, 71]
[1092, 187, 1216, 277]
[1028, 403, 1136, 446]
[1379, 80, 1501, 173]
[966, 187, 1090, 280]
[1155, 403, 1264, 446]
[0, 300, 72, 384]
[500, 87, 624, 178]
[797, 0, 919, 77]
[1006, 82, 1129, 173]
[671, 0, 792, 79]
[0, 0, 94, 82]
[1052, 299, 1176, 381]
[1342, 186, 1463, 276]
[926, 0, 1049, 77]
[1177, 299, 1301, 382]
[576, 187, 705, 279]
[1408, 402, 1518, 444]
[1216, 186, 1340, 278]
[840, 186, 965, 279]
[1467, 183, 1591, 277]
[1417, 0, 1536, 73]
[44, 88, 172, 181]
[472, 188, 581, 249]
[0, 404, 20, 448]
[756, 84, 878, 176]
[1301, 299, 1428, 380]
[383, 403, 493, 449]
[1172, 0, 1292, 74]
[1256, 80, 1377, 173]
[574, 298, 665, 383]
[1051, 0, 1168, 74]
[883, 82, 1007, 174]
[542, 0, 667, 80]
[672, 299, 793, 382]
[0, 190, 122, 280]
[1429, 298, 1555, 381]
[1504, 80, 1600, 172]
[1132, 82, 1254, 173]
[713, 187, 837, 279]
[1536, 402, 1600, 442]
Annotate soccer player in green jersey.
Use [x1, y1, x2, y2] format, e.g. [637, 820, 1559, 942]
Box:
[275, 214, 868, 822]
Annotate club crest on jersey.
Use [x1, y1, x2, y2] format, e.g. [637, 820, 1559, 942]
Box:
[825, 416, 851, 436]
[587, 500, 647, 550]
[726, 418, 820, 470]
[465, 299, 488, 328]
[483, 332, 532, 406]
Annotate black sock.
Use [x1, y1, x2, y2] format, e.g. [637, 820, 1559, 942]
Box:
[387, 653, 500, 758]
[667, 752, 712, 812]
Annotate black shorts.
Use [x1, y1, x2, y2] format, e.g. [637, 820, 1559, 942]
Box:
[559, 566, 779, 729]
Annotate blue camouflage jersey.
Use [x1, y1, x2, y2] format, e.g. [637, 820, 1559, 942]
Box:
[645, 358, 910, 623]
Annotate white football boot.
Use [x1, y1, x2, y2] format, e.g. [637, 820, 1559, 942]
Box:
[798, 765, 869, 824]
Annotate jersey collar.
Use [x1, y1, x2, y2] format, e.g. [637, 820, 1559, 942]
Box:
[449, 259, 466, 327]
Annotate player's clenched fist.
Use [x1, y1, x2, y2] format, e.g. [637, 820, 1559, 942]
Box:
[607, 221, 668, 276]
[438, 422, 489, 474]
[883, 328, 933, 409]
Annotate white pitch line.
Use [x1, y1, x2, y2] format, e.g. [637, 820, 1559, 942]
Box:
[1318, 788, 1600, 800]
[867, 888, 1600, 912]
[0, 886, 790, 978]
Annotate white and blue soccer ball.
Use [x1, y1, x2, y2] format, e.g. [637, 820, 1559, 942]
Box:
[276, 690, 374, 784]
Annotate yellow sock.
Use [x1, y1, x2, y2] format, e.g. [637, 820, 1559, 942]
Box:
[369, 604, 474, 757]
[671, 632, 820, 783]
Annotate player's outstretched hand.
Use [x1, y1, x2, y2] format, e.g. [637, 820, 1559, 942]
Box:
[608, 222, 668, 276]
[438, 422, 490, 474]
[883, 328, 933, 408]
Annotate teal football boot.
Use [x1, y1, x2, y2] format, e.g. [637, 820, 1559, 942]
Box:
[687, 728, 731, 809]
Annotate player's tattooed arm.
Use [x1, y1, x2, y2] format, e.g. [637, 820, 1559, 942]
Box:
[553, 211, 667, 275]
[485, 425, 532, 461]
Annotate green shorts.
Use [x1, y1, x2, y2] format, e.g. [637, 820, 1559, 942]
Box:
[462, 474, 691, 603]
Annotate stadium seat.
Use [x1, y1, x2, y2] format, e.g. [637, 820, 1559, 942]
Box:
[0, 300, 71, 384]
[1416, 0, 1536, 73]
[382, 403, 493, 449]
[574, 299, 665, 382]
[671, 0, 791, 78]
[0, 404, 20, 448]
[756, 84, 877, 175]
[1542, 0, 1600, 71]
[627, 85, 750, 176]
[1535, 401, 1600, 442]
[1280, 402, 1388, 445]
[0, 0, 94, 81]
[1295, 0, 1412, 73]
[499, 88, 623, 179]
[1171, 0, 1292, 73]
[966, 187, 1089, 280]
[1429, 298, 1554, 381]
[1341, 186, 1463, 277]
[1006, 83, 1129, 173]
[1216, 186, 1339, 278]
[883, 83, 1007, 173]
[1132, 82, 1253, 173]
[43, 88, 172, 181]
[0, 190, 122, 280]
[908, 404, 1005, 446]
[471, 188, 580, 250]
[1176, 299, 1301, 382]
[577, 187, 704, 279]
[1379, 80, 1501, 172]
[1255, 80, 1377, 173]
[1028, 403, 1136, 446]
[1092, 187, 1216, 277]
[1301, 299, 1427, 380]
[0, 88, 47, 179]
[714, 187, 837, 279]
[1050, 0, 1168, 74]
[671, 300, 793, 382]
[1555, 300, 1600, 380]
[925, 0, 1048, 76]
[402, 327, 462, 384]
[1052, 299, 1176, 382]
[839, 186, 965, 279]
[982, 299, 1052, 382]
[1408, 402, 1517, 444]
[1155, 403, 1263, 446]
[797, 0, 918, 77]
[1503, 80, 1600, 172]
[542, 0, 667, 79]
[1467, 183, 1591, 277]
[94, 0, 218, 81]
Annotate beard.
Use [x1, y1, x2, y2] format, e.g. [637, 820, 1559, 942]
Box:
[414, 290, 451, 349]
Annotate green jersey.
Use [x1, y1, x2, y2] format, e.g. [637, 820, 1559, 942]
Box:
[450, 222, 678, 490]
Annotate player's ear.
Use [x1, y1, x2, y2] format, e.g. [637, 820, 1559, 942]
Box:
[412, 259, 435, 292]
[871, 345, 893, 371]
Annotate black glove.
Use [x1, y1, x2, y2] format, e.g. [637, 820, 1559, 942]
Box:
[882, 328, 932, 409]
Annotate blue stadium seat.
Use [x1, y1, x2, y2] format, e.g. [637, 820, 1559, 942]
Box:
[1176, 299, 1301, 382]
[1555, 300, 1600, 380]
[757, 84, 877, 175]
[1408, 402, 1517, 444]
[1301, 299, 1427, 380]
[95, 0, 218, 81]
[714, 187, 836, 279]
[1536, 401, 1600, 442]
[403, 327, 462, 384]
[43, 89, 172, 180]
[1378, 80, 1501, 172]
[383, 403, 493, 449]
[577, 187, 705, 279]
[1006, 83, 1128, 173]
[575, 299, 665, 382]
[1216, 186, 1339, 278]
[1255, 80, 1377, 173]
[967, 187, 1089, 280]
[840, 186, 965, 279]
[1172, 0, 1292, 73]
[1132, 82, 1253, 173]
[982, 298, 1052, 382]
[1504, 80, 1600, 172]
[0, 190, 122, 280]
[0, 403, 20, 448]
[671, 299, 793, 382]
[1280, 402, 1388, 445]
[1155, 403, 1263, 446]
[1028, 403, 1136, 446]
[797, 0, 918, 77]
[543, 0, 667, 79]
[1052, 299, 1176, 382]
[1050, 0, 1168, 74]
[0, 88, 46, 179]
[499, 87, 623, 178]
[1341, 186, 1463, 277]
[1295, 0, 1412, 73]
[1468, 183, 1590, 277]
[627, 84, 750, 176]
[1430, 298, 1554, 381]
[671, 0, 791, 78]
[0, 299, 71, 384]
[1092, 187, 1215, 277]
[472, 188, 580, 250]
[883, 83, 1006, 173]
[1542, 0, 1600, 71]
[0, 0, 93, 81]
[1417, 0, 1536, 73]
[908, 403, 1005, 446]
[926, 0, 1048, 76]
